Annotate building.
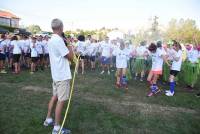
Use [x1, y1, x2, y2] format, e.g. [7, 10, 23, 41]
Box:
[0, 10, 20, 28]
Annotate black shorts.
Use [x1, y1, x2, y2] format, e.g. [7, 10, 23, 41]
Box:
[80, 55, 85, 60]
[25, 53, 31, 58]
[0, 53, 6, 60]
[44, 54, 49, 60]
[31, 57, 38, 63]
[170, 70, 179, 77]
[90, 56, 95, 62]
[39, 54, 44, 60]
[13, 54, 21, 63]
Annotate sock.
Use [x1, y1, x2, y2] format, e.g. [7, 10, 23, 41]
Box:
[53, 125, 60, 131]
[170, 82, 175, 93]
[152, 84, 157, 92]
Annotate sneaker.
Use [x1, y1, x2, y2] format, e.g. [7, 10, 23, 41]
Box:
[165, 90, 170, 93]
[165, 91, 174, 96]
[115, 83, 121, 88]
[52, 128, 71, 134]
[0, 70, 7, 74]
[30, 72, 34, 74]
[100, 70, 105, 74]
[147, 91, 154, 97]
[140, 78, 143, 82]
[195, 92, 200, 98]
[107, 70, 110, 75]
[43, 118, 54, 127]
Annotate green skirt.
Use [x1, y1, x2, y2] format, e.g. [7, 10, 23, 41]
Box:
[183, 61, 200, 86]
[134, 58, 146, 73]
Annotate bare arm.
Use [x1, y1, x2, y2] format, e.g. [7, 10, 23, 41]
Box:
[64, 45, 74, 61]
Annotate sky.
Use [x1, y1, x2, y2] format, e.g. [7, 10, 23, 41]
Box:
[1, 0, 200, 32]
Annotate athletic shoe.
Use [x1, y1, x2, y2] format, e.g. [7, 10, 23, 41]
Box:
[196, 92, 200, 98]
[0, 70, 7, 74]
[165, 91, 174, 96]
[165, 90, 170, 93]
[52, 128, 71, 134]
[147, 92, 154, 97]
[107, 70, 110, 75]
[43, 118, 54, 127]
[140, 78, 143, 82]
[30, 72, 34, 74]
[100, 70, 104, 74]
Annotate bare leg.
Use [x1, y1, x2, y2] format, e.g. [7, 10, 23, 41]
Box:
[47, 96, 58, 118]
[55, 100, 65, 125]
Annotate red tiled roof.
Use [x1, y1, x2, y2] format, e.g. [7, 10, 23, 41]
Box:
[0, 10, 20, 19]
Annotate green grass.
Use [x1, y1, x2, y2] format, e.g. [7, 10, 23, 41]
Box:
[0, 68, 200, 134]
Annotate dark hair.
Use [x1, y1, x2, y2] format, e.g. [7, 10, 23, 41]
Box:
[173, 40, 182, 50]
[77, 35, 85, 41]
[11, 36, 18, 41]
[148, 43, 157, 52]
[156, 41, 162, 48]
[1, 34, 6, 39]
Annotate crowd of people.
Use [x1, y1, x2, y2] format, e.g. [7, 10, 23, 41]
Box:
[0, 32, 200, 97]
[1, 18, 200, 134]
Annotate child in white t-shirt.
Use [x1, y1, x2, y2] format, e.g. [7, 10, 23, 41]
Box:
[165, 41, 182, 96]
[87, 39, 97, 70]
[147, 42, 170, 97]
[43, 36, 49, 68]
[30, 37, 38, 74]
[36, 36, 45, 70]
[0, 34, 7, 73]
[113, 40, 129, 90]
[100, 37, 112, 75]
[75, 35, 86, 74]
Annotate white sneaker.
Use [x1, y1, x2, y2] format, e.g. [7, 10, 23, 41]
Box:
[165, 91, 174, 96]
[165, 90, 170, 93]
[43, 118, 54, 127]
[107, 70, 110, 75]
[100, 70, 105, 74]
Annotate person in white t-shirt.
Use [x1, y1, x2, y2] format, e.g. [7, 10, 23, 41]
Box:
[147, 42, 170, 97]
[110, 40, 119, 70]
[43, 35, 49, 68]
[165, 41, 182, 96]
[43, 19, 73, 134]
[17, 36, 26, 68]
[11, 36, 22, 74]
[100, 37, 112, 75]
[87, 39, 97, 70]
[75, 35, 86, 74]
[113, 40, 129, 90]
[184, 44, 199, 90]
[134, 41, 149, 81]
[36, 36, 45, 70]
[0, 34, 7, 73]
[23, 36, 31, 68]
[30, 37, 38, 74]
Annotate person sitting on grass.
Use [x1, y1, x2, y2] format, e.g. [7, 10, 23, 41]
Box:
[113, 40, 129, 90]
[147, 42, 170, 97]
[43, 18, 73, 134]
[165, 41, 182, 96]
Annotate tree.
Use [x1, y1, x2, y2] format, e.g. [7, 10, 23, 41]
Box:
[26, 25, 42, 34]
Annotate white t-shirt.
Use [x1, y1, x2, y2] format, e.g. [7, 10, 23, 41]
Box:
[171, 50, 182, 71]
[113, 48, 129, 68]
[76, 41, 86, 56]
[30, 42, 38, 57]
[187, 49, 199, 63]
[101, 42, 112, 57]
[17, 40, 25, 53]
[23, 39, 31, 53]
[12, 40, 22, 54]
[43, 40, 49, 54]
[36, 41, 44, 54]
[111, 43, 119, 55]
[48, 34, 71, 81]
[136, 46, 148, 59]
[151, 49, 164, 71]
[87, 43, 97, 56]
[0, 39, 6, 54]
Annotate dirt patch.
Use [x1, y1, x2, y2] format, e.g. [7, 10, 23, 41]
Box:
[22, 86, 51, 93]
[74, 91, 197, 116]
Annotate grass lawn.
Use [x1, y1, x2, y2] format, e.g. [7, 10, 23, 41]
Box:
[0, 68, 200, 134]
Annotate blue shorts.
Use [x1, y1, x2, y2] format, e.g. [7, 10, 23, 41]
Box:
[101, 56, 111, 65]
[90, 56, 95, 62]
[0, 53, 6, 61]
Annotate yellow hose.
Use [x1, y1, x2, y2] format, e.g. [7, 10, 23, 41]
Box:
[58, 55, 80, 134]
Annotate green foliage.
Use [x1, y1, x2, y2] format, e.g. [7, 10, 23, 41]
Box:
[26, 25, 42, 34]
